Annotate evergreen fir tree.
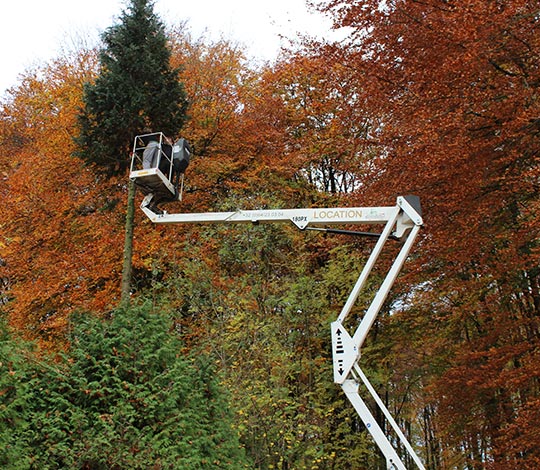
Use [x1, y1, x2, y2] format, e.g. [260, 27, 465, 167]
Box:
[4, 304, 249, 469]
[76, 0, 188, 174]
[75, 0, 189, 305]
[0, 321, 33, 469]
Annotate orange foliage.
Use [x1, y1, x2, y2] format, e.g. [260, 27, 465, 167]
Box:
[315, 0, 540, 467]
[2, 8, 539, 465]
[0, 36, 272, 349]
[0, 55, 125, 347]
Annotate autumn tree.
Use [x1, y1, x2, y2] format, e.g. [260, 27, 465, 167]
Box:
[0, 54, 130, 344]
[166, 29, 273, 207]
[253, 53, 379, 194]
[0, 27, 260, 343]
[314, 0, 540, 468]
[145, 35, 410, 468]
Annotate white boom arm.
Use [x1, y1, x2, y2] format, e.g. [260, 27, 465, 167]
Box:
[138, 193, 424, 470]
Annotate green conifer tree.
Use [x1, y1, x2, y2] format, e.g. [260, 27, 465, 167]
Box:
[75, 0, 188, 306]
[0, 321, 33, 469]
[76, 0, 187, 174]
[6, 304, 249, 469]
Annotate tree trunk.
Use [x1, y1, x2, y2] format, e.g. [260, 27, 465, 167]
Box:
[120, 179, 136, 307]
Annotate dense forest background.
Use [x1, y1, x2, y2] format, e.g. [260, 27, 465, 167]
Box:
[1, 0, 539, 469]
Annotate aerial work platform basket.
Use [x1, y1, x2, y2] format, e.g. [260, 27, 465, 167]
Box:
[129, 132, 191, 203]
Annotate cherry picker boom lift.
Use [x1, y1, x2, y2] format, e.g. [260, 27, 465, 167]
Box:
[130, 134, 425, 470]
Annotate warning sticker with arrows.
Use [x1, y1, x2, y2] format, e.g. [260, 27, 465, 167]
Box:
[330, 321, 358, 384]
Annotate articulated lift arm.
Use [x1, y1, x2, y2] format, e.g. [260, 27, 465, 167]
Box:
[137, 191, 424, 470]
